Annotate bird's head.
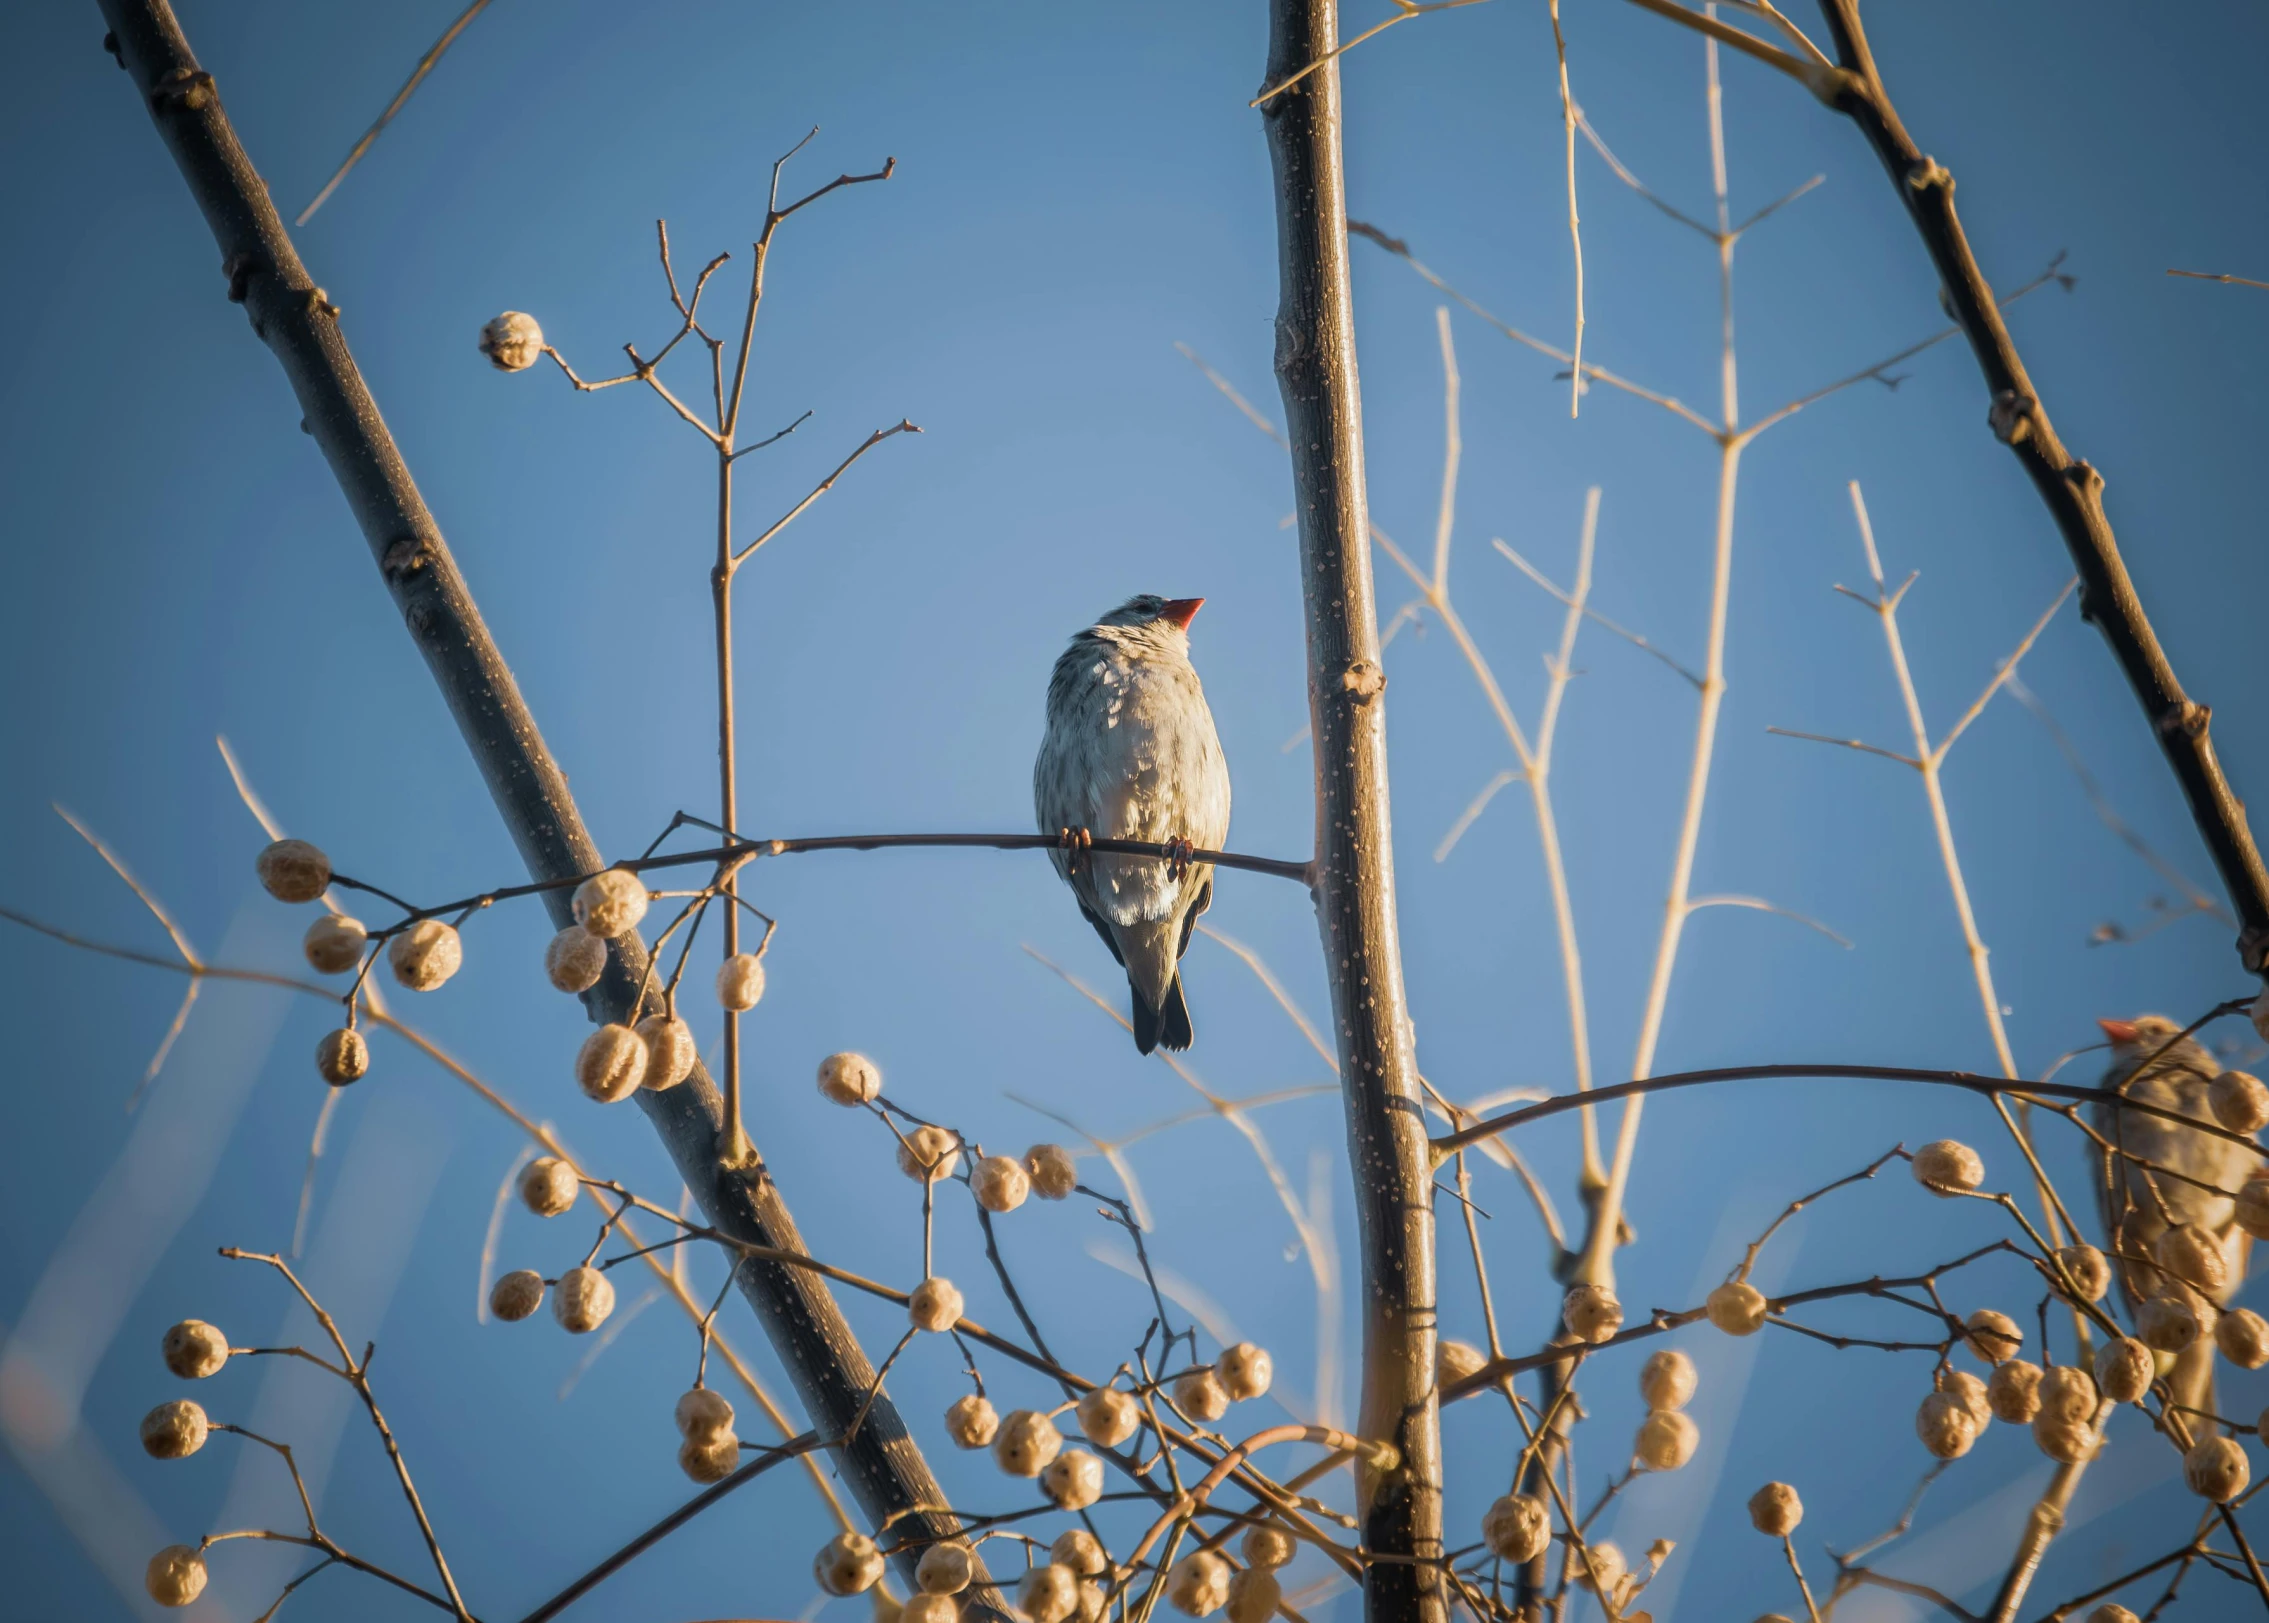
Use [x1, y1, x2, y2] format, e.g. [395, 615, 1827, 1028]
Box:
[1091, 595, 1205, 648]
[2098, 1013, 2184, 1057]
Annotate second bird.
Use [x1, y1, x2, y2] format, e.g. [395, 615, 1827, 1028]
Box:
[1034, 595, 1231, 1054]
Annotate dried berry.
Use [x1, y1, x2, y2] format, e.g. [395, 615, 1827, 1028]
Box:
[1748, 1481, 1802, 1537]
[1571, 1540, 1625, 1595]
[1481, 1492, 1549, 1562]
[1987, 1359, 2044, 1424]
[1937, 1368, 1992, 1431]
[2211, 1069, 2269, 1134]
[544, 926, 607, 994]
[1562, 1283, 1622, 1344]
[1438, 1338, 1488, 1383]
[1241, 1525, 1296, 1571]
[1639, 1348, 1697, 1412]
[973, 1155, 1030, 1214]
[1023, 1564, 1082, 1623]
[2056, 1243, 2112, 1303]
[1168, 1551, 1231, 1618]
[316, 1027, 369, 1086]
[2138, 1292, 2201, 1353]
[1227, 1568, 1281, 1623]
[479, 311, 545, 372]
[993, 1408, 1063, 1476]
[1635, 1409, 1699, 1471]
[490, 1270, 544, 1321]
[162, 1320, 228, 1380]
[715, 953, 767, 1011]
[2032, 1412, 2098, 1464]
[2037, 1365, 2097, 1424]
[140, 1399, 208, 1460]
[1220, 1342, 1273, 1401]
[2096, 1336, 2156, 1404]
[902, 1597, 958, 1623]
[2086, 1607, 2140, 1623]
[1706, 1281, 1769, 1336]
[1963, 1309, 2022, 1365]
[257, 839, 331, 903]
[1077, 1386, 1141, 1448]
[1915, 1390, 1979, 1459]
[815, 1531, 886, 1596]
[1054, 1528, 1107, 1574]
[2239, 1178, 2269, 1241]
[909, 1277, 964, 1333]
[898, 1124, 962, 1183]
[1026, 1142, 1078, 1199]
[520, 1156, 579, 1217]
[146, 1545, 208, 1608]
[818, 1051, 883, 1106]
[675, 1388, 734, 1443]
[552, 1266, 615, 1333]
[1911, 1139, 1984, 1196]
[636, 1016, 696, 1091]
[2184, 1435, 2249, 1501]
[1172, 1367, 1231, 1423]
[945, 1393, 998, 1449]
[2217, 1307, 2269, 1369]
[679, 1430, 739, 1482]
[572, 870, 649, 939]
[917, 1541, 975, 1595]
[303, 914, 367, 974]
[387, 919, 462, 991]
[575, 1023, 649, 1103]
[1042, 1448, 1104, 1510]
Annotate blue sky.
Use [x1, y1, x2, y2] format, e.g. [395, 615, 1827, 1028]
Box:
[4, 2, 2268, 1619]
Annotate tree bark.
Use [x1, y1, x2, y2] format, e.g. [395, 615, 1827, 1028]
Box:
[1813, 0, 2269, 979]
[95, 0, 992, 1605]
[1261, 7, 1445, 1621]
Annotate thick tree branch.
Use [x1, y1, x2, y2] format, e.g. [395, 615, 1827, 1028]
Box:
[1262, 7, 1444, 1622]
[1812, 0, 2269, 977]
[93, 1, 993, 1605]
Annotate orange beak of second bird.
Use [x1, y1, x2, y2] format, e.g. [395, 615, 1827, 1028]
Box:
[1161, 597, 1205, 630]
[2098, 1017, 2140, 1045]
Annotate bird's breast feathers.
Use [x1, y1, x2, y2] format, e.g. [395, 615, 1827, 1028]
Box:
[1036, 641, 1230, 927]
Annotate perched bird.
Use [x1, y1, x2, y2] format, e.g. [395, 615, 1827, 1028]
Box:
[1035, 595, 1231, 1054]
[2093, 1015, 2261, 1418]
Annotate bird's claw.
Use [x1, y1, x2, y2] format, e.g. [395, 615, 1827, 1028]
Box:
[1059, 825, 1094, 875]
[1166, 836, 1195, 881]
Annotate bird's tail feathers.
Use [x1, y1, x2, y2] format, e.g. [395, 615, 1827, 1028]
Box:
[1130, 975, 1194, 1055]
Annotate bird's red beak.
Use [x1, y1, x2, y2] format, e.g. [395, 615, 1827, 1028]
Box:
[2098, 1017, 2140, 1045]
[1160, 597, 1205, 630]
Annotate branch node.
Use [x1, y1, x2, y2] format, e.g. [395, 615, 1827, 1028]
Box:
[2062, 458, 2105, 498]
[1340, 660, 1387, 703]
[150, 67, 214, 111]
[1905, 156, 1953, 194]
[222, 252, 257, 304]
[1987, 390, 2036, 446]
[381, 538, 430, 582]
[2157, 701, 2211, 742]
